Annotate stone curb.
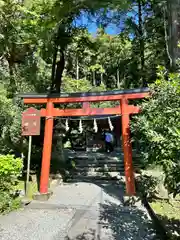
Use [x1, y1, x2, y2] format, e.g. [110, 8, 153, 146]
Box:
[25, 201, 71, 210]
[25, 202, 102, 210]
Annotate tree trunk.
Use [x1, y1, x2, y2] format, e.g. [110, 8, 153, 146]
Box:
[93, 71, 96, 86]
[51, 46, 58, 90]
[167, 0, 180, 70]
[76, 56, 79, 80]
[137, 0, 145, 86]
[100, 73, 103, 84]
[117, 69, 120, 88]
[7, 58, 16, 98]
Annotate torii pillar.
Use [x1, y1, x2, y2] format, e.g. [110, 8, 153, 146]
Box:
[121, 98, 135, 195]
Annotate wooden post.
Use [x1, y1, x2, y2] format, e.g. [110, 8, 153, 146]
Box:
[26, 136, 32, 197]
[40, 101, 54, 194]
[121, 98, 136, 195]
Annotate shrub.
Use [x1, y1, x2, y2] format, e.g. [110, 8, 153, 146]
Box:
[0, 154, 23, 213]
[0, 154, 23, 191]
[0, 191, 21, 214]
[131, 67, 180, 197]
[136, 174, 159, 198]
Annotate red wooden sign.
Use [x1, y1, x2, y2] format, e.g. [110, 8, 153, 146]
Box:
[22, 107, 41, 136]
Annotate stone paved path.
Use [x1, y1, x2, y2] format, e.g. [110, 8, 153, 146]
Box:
[0, 181, 157, 240]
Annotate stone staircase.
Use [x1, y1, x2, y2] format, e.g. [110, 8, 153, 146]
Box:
[66, 149, 124, 181]
[66, 148, 140, 182]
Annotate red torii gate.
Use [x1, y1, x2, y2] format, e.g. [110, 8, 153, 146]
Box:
[20, 88, 149, 199]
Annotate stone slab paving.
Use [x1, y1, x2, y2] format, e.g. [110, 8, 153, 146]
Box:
[0, 182, 157, 240]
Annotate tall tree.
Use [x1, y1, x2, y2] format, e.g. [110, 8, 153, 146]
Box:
[167, 0, 180, 70]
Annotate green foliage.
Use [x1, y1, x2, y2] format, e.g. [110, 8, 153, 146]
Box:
[0, 86, 22, 154]
[131, 67, 180, 196]
[62, 76, 93, 93]
[0, 191, 21, 214]
[136, 174, 159, 198]
[62, 76, 107, 94]
[0, 154, 23, 213]
[88, 64, 105, 74]
[0, 154, 23, 191]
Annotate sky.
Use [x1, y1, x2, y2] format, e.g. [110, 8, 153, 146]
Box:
[73, 12, 123, 36]
[73, 7, 140, 36]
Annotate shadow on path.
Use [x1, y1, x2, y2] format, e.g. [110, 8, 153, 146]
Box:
[63, 179, 157, 240]
[158, 215, 180, 239]
[65, 202, 157, 240]
[65, 229, 96, 240]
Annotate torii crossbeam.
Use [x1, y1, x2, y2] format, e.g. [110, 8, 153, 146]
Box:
[20, 88, 150, 200]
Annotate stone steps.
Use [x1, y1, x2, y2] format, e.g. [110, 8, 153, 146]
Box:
[67, 152, 124, 180]
[73, 168, 124, 173]
[66, 174, 124, 182]
[66, 150, 141, 182]
[74, 162, 124, 167]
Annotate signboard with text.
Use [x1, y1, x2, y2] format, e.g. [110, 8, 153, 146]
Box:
[22, 107, 41, 136]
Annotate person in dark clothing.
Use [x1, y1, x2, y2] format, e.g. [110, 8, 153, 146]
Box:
[104, 130, 114, 153]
